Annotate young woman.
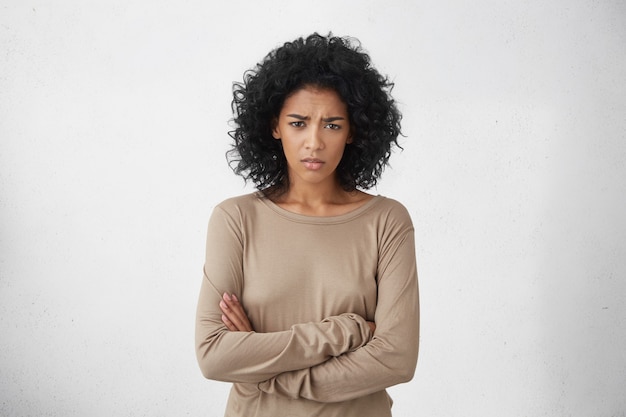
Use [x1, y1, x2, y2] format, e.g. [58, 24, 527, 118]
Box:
[196, 33, 419, 417]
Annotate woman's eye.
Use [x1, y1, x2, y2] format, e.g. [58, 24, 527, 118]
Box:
[290, 121, 305, 128]
[325, 123, 340, 130]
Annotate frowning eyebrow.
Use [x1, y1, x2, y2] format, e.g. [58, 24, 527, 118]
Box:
[286, 114, 346, 122]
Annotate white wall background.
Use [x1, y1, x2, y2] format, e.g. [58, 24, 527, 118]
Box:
[1, 1, 625, 416]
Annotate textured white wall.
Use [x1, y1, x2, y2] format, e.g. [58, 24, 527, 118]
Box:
[1, 1, 625, 416]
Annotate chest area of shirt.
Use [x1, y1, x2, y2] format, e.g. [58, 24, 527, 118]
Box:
[240, 218, 379, 329]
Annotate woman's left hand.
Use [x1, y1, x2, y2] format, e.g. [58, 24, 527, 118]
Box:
[219, 293, 254, 332]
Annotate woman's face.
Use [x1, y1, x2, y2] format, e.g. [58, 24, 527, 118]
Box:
[272, 86, 352, 189]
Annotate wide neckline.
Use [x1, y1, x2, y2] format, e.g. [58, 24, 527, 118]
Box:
[255, 191, 384, 224]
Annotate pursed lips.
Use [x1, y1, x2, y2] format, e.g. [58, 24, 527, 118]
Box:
[301, 157, 325, 170]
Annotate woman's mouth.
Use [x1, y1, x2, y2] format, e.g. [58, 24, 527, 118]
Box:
[301, 158, 324, 171]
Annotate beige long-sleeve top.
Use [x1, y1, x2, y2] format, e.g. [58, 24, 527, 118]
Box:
[195, 192, 419, 417]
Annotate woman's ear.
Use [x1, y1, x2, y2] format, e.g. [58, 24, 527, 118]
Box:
[271, 118, 280, 140]
[346, 127, 354, 144]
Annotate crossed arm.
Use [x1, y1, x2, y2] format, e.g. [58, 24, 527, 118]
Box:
[195, 267, 375, 384]
[214, 230, 418, 403]
[196, 202, 419, 402]
[220, 292, 377, 334]
[212, 232, 418, 403]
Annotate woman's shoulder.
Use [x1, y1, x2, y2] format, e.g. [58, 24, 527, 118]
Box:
[213, 192, 263, 214]
[373, 195, 412, 216]
[368, 195, 414, 229]
[215, 191, 259, 207]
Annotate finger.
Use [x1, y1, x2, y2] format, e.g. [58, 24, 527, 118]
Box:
[221, 293, 254, 332]
[222, 293, 250, 327]
[220, 298, 250, 331]
[227, 294, 253, 332]
[221, 314, 238, 332]
[219, 300, 244, 330]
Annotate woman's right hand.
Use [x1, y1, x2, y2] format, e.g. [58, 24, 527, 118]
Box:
[219, 293, 254, 332]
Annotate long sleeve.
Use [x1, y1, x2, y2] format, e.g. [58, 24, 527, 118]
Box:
[257, 207, 420, 402]
[195, 204, 373, 384]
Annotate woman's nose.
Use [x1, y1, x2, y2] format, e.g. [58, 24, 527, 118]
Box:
[305, 127, 324, 150]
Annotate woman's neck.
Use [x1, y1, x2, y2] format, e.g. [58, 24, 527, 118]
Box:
[270, 180, 372, 217]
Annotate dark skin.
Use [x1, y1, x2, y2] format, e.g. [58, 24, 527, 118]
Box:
[219, 293, 253, 332]
[220, 87, 376, 334]
[220, 293, 376, 333]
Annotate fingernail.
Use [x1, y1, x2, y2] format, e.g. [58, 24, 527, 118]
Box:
[223, 293, 231, 301]
[220, 300, 228, 309]
[232, 294, 238, 302]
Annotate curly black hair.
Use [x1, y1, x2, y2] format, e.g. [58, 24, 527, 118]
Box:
[227, 33, 402, 195]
